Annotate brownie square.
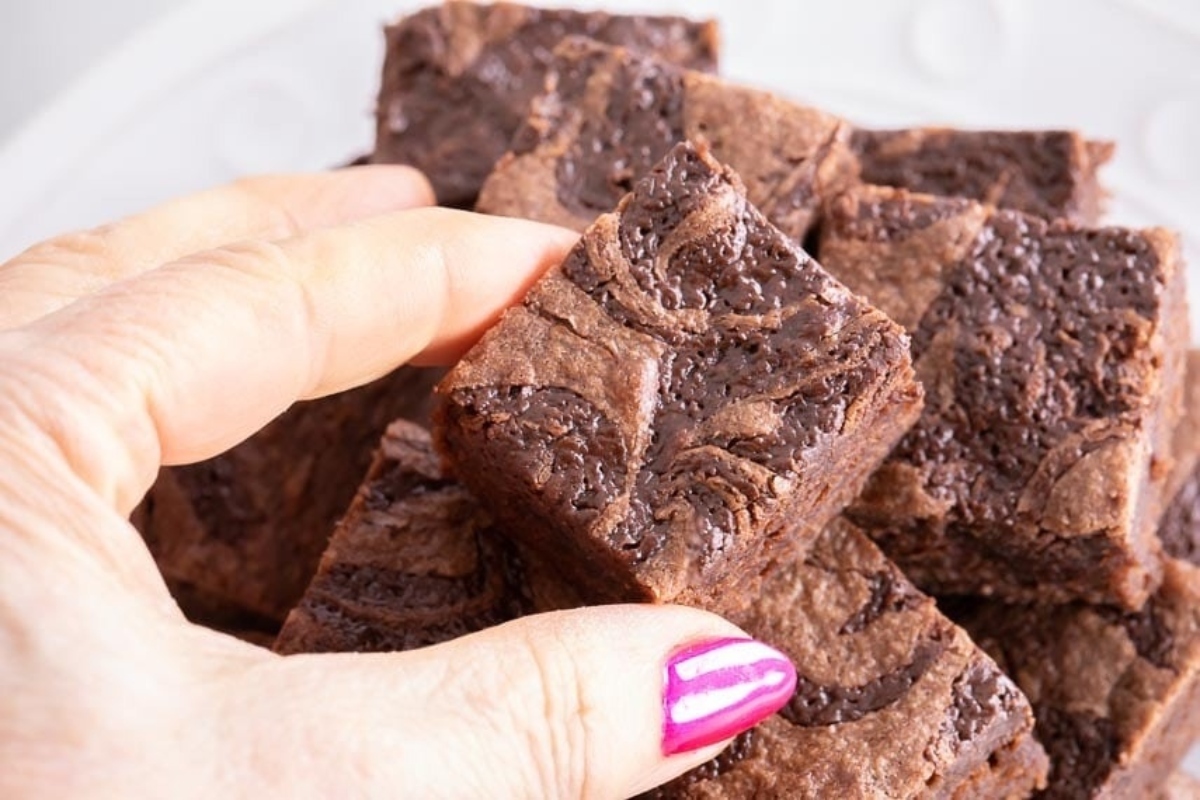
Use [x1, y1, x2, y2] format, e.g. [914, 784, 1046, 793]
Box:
[274, 420, 580, 654]
[642, 519, 1047, 799]
[851, 128, 1114, 224]
[374, 1, 719, 207]
[436, 143, 922, 608]
[949, 557, 1200, 797]
[477, 37, 855, 241]
[135, 366, 444, 623]
[276, 425, 1047, 797]
[820, 184, 1187, 608]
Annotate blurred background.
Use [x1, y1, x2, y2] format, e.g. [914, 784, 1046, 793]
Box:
[0, 0, 170, 137]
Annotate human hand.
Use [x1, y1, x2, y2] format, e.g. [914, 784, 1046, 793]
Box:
[0, 166, 796, 799]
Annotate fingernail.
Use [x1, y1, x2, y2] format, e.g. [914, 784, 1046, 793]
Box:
[662, 637, 797, 756]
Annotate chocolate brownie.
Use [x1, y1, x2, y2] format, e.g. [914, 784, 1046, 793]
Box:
[851, 128, 1114, 224]
[274, 420, 581, 654]
[136, 366, 444, 623]
[476, 37, 855, 241]
[948, 555, 1200, 799]
[1160, 352, 1200, 566]
[437, 143, 922, 608]
[643, 519, 1047, 799]
[374, 1, 718, 207]
[820, 184, 1187, 608]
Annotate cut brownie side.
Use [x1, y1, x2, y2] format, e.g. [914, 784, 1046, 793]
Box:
[948, 557, 1200, 799]
[136, 366, 445, 623]
[1161, 352, 1200, 566]
[275, 420, 580, 654]
[820, 184, 1187, 608]
[437, 143, 922, 608]
[477, 37, 855, 241]
[374, 1, 718, 207]
[643, 520, 1047, 799]
[851, 128, 1114, 224]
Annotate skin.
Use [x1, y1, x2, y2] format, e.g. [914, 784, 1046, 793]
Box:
[0, 166, 757, 800]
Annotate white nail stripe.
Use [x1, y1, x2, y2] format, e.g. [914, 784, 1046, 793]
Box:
[668, 670, 790, 725]
[672, 641, 783, 682]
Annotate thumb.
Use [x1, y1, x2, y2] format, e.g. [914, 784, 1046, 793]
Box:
[225, 605, 796, 799]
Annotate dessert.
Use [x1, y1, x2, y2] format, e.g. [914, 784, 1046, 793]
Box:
[1159, 352, 1200, 569]
[820, 184, 1187, 608]
[477, 37, 855, 241]
[851, 128, 1113, 224]
[437, 143, 922, 608]
[274, 420, 581, 654]
[277, 430, 1049, 798]
[136, 366, 444, 623]
[949, 556, 1200, 799]
[374, 1, 719, 207]
[642, 519, 1047, 799]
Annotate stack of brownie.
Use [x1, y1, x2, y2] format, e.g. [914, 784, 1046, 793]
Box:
[142, 3, 1200, 797]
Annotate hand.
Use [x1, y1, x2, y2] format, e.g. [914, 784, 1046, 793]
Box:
[0, 166, 795, 799]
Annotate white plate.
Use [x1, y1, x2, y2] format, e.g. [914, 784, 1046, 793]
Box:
[0, 0, 1197, 782]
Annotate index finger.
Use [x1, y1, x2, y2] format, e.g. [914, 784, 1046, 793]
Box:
[2, 208, 577, 514]
[0, 166, 434, 329]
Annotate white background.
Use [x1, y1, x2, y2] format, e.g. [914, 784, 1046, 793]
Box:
[0, 0, 170, 138]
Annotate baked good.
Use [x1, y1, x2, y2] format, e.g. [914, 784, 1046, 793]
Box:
[437, 142, 922, 608]
[819, 184, 1187, 608]
[275, 420, 580, 654]
[642, 519, 1047, 799]
[1161, 351, 1200, 565]
[136, 366, 444, 623]
[374, 1, 719, 207]
[851, 128, 1113, 223]
[948, 557, 1200, 798]
[477, 37, 855, 241]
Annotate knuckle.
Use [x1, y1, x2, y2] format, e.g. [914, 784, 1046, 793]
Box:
[489, 632, 594, 800]
[10, 227, 115, 269]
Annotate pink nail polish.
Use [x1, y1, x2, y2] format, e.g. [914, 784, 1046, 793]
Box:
[662, 636, 797, 756]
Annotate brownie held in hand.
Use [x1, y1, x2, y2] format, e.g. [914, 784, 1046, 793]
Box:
[820, 184, 1187, 608]
[644, 520, 1047, 799]
[851, 128, 1113, 223]
[477, 37, 855, 240]
[275, 421, 580, 654]
[374, 1, 719, 207]
[436, 143, 922, 608]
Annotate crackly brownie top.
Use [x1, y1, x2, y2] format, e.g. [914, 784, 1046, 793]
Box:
[852, 128, 1113, 223]
[644, 520, 1043, 798]
[441, 143, 916, 602]
[375, 1, 718, 206]
[825, 185, 1178, 544]
[273, 420, 578, 654]
[951, 556, 1200, 800]
[477, 37, 853, 239]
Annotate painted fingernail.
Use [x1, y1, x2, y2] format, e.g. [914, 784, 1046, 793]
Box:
[662, 637, 797, 756]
